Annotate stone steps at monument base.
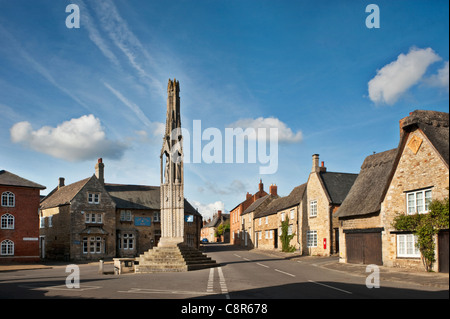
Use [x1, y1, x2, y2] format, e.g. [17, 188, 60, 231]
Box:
[134, 243, 218, 273]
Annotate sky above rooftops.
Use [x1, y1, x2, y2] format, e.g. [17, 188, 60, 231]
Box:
[0, 0, 448, 220]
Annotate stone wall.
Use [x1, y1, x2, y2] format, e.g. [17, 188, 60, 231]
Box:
[381, 129, 449, 271]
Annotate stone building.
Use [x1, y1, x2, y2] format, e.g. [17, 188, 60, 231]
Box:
[301, 155, 357, 256]
[254, 183, 306, 250]
[201, 210, 230, 243]
[337, 110, 449, 272]
[39, 158, 202, 261]
[240, 184, 279, 248]
[0, 170, 46, 263]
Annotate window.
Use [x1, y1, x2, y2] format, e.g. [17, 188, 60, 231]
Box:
[83, 237, 105, 254]
[307, 230, 317, 247]
[153, 212, 160, 222]
[1, 192, 15, 207]
[88, 193, 100, 204]
[310, 200, 317, 217]
[288, 225, 293, 236]
[122, 233, 134, 250]
[265, 216, 268, 224]
[258, 232, 262, 240]
[259, 218, 261, 226]
[1, 214, 14, 229]
[40, 217, 45, 228]
[1, 239, 14, 256]
[85, 212, 103, 224]
[48, 215, 53, 228]
[397, 234, 420, 258]
[290, 209, 295, 220]
[120, 210, 132, 221]
[406, 189, 432, 214]
[281, 212, 285, 222]
[265, 230, 269, 239]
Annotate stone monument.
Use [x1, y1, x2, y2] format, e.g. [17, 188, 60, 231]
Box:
[135, 79, 217, 273]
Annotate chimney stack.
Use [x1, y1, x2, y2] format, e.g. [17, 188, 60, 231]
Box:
[58, 177, 65, 189]
[269, 184, 278, 196]
[246, 192, 252, 200]
[259, 179, 264, 192]
[95, 158, 105, 185]
[320, 161, 327, 172]
[312, 154, 320, 172]
[217, 210, 222, 218]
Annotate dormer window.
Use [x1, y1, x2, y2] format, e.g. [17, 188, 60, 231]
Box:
[88, 193, 100, 204]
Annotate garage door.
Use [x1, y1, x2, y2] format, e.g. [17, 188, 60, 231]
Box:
[346, 232, 382, 265]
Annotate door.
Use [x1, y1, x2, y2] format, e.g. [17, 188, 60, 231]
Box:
[273, 229, 278, 249]
[346, 232, 382, 265]
[39, 236, 45, 259]
[438, 230, 449, 273]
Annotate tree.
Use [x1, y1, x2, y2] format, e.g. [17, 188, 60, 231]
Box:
[279, 217, 296, 252]
[393, 198, 449, 271]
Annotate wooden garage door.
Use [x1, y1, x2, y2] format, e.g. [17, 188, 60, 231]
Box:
[346, 232, 382, 265]
[438, 231, 449, 273]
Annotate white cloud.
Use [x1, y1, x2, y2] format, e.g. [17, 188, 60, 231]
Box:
[368, 47, 441, 105]
[190, 200, 226, 221]
[228, 117, 303, 143]
[426, 61, 449, 91]
[10, 115, 126, 161]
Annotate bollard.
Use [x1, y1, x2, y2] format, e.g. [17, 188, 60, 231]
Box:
[98, 259, 104, 274]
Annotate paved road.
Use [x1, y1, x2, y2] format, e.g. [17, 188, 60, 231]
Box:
[0, 243, 447, 301]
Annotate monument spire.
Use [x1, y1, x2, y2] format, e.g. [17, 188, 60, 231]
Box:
[159, 78, 184, 246]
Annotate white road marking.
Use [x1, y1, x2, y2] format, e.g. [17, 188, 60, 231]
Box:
[256, 263, 270, 268]
[308, 280, 352, 294]
[217, 267, 230, 299]
[118, 288, 214, 295]
[207, 267, 214, 293]
[274, 269, 296, 277]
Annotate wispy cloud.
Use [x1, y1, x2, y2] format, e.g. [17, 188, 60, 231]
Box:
[89, 0, 164, 96]
[0, 24, 93, 113]
[103, 81, 164, 136]
[10, 114, 127, 162]
[368, 47, 442, 105]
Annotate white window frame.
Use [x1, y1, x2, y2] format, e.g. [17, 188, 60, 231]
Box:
[48, 215, 53, 228]
[40, 216, 46, 228]
[1, 239, 14, 256]
[88, 193, 100, 204]
[122, 233, 134, 250]
[120, 210, 132, 221]
[281, 212, 285, 222]
[85, 212, 103, 224]
[406, 189, 432, 215]
[310, 200, 317, 217]
[1, 191, 15, 207]
[307, 230, 317, 248]
[397, 233, 420, 258]
[153, 212, 160, 222]
[290, 209, 295, 220]
[1, 213, 14, 229]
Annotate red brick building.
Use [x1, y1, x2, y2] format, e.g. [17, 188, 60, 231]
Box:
[0, 170, 46, 263]
[230, 180, 268, 245]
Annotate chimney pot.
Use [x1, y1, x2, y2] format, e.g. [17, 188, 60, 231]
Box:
[312, 154, 320, 172]
[259, 179, 264, 192]
[95, 159, 105, 185]
[58, 177, 65, 189]
[269, 184, 278, 196]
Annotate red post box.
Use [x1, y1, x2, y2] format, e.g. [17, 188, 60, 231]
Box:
[323, 238, 327, 249]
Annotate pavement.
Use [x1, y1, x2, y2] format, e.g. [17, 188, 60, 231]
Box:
[1, 248, 448, 290]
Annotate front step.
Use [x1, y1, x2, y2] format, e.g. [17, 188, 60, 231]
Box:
[135, 243, 218, 273]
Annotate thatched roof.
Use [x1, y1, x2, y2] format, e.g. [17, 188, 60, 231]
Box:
[335, 149, 397, 218]
[401, 110, 449, 166]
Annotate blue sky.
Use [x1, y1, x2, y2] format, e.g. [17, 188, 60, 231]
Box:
[0, 0, 448, 220]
